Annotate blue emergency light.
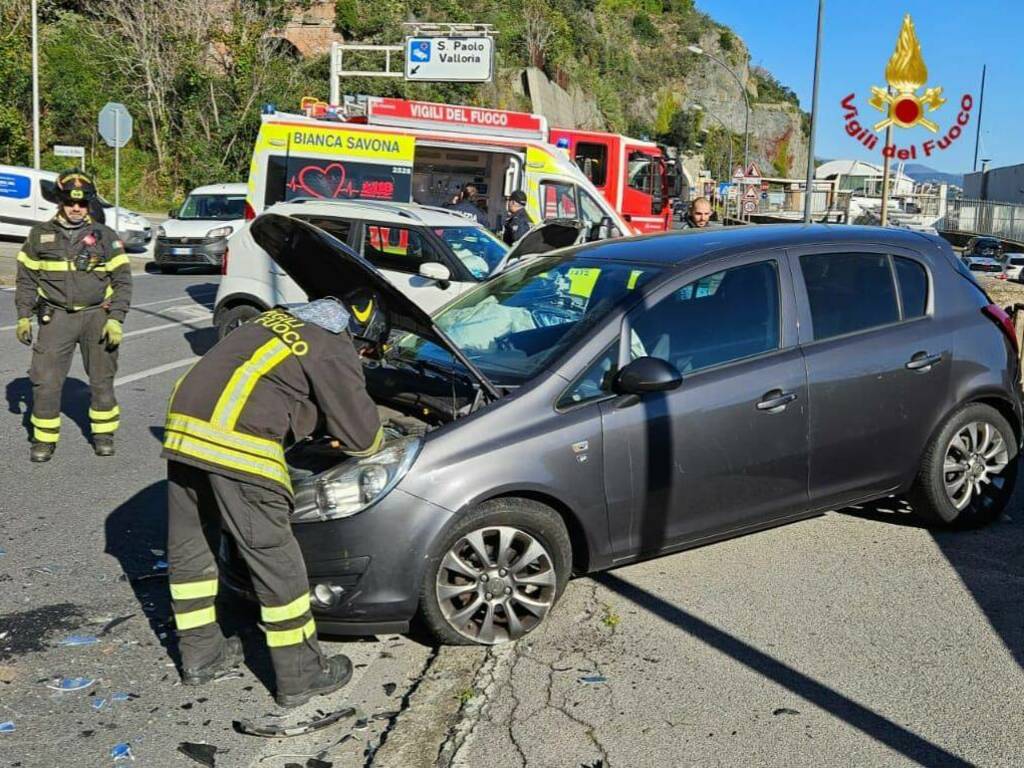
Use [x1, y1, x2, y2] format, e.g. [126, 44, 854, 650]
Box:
[261, 104, 276, 115]
[555, 137, 570, 149]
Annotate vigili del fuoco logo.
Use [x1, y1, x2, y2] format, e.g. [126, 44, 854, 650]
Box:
[840, 14, 972, 161]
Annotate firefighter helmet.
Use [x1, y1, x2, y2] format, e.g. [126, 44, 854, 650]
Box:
[54, 170, 97, 206]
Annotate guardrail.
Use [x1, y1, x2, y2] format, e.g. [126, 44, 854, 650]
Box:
[939, 198, 1024, 245]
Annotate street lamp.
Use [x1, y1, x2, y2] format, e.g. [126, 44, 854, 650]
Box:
[687, 44, 749, 174]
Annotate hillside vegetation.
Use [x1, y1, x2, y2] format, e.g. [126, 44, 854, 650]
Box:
[0, 0, 805, 210]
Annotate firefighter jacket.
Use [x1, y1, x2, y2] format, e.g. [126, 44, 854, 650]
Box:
[162, 309, 384, 496]
[15, 216, 132, 321]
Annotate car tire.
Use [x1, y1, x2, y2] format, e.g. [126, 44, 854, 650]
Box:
[216, 304, 261, 339]
[159, 264, 177, 274]
[908, 403, 1018, 528]
[419, 498, 572, 645]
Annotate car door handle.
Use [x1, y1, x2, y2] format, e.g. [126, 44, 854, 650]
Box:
[906, 352, 942, 372]
[756, 390, 798, 412]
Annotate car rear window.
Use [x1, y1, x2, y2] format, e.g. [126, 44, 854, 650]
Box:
[894, 257, 928, 318]
[800, 253, 899, 340]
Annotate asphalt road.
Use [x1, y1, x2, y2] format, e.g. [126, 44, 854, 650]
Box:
[1, 253, 1023, 767]
[0, 265, 443, 767]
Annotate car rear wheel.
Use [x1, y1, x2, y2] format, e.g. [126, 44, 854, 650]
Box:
[419, 499, 572, 645]
[909, 403, 1018, 528]
[216, 304, 261, 339]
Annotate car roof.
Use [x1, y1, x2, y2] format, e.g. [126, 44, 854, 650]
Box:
[561, 223, 942, 269]
[188, 182, 248, 195]
[264, 199, 484, 228]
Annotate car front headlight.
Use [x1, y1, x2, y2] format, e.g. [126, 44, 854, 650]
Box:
[207, 225, 233, 239]
[294, 436, 421, 523]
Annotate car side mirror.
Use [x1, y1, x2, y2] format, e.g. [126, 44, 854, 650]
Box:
[419, 262, 451, 289]
[167, 208, 177, 219]
[612, 356, 682, 395]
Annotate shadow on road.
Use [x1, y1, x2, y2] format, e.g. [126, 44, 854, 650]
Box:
[840, 489, 1024, 672]
[5, 375, 92, 442]
[185, 327, 218, 356]
[595, 571, 974, 767]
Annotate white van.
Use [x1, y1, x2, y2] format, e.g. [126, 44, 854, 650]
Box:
[155, 182, 247, 273]
[0, 164, 152, 248]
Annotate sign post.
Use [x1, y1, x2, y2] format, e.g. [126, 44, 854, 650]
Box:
[98, 103, 132, 233]
[53, 145, 86, 170]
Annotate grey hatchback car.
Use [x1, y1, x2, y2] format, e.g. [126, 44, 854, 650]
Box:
[222, 215, 1022, 646]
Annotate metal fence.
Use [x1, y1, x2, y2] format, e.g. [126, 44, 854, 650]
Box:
[940, 198, 1024, 244]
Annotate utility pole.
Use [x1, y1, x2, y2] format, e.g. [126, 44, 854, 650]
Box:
[31, 0, 40, 169]
[879, 87, 893, 227]
[973, 64, 986, 172]
[803, 0, 824, 223]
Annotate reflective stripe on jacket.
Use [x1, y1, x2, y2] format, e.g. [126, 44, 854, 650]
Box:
[162, 309, 383, 495]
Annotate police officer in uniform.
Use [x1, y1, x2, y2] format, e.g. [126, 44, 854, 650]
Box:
[163, 297, 383, 707]
[14, 170, 132, 462]
[502, 190, 533, 245]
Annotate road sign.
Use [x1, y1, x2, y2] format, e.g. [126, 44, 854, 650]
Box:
[404, 37, 493, 82]
[53, 145, 85, 168]
[98, 102, 133, 233]
[732, 165, 745, 182]
[98, 103, 132, 148]
[744, 186, 758, 200]
[743, 200, 756, 213]
[744, 161, 762, 181]
[760, 191, 768, 201]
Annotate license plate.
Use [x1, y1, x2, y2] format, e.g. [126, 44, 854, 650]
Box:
[171, 248, 193, 255]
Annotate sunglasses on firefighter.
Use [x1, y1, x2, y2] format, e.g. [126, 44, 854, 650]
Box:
[63, 199, 90, 209]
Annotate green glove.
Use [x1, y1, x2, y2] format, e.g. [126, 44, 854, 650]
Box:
[15, 317, 32, 346]
[102, 318, 123, 349]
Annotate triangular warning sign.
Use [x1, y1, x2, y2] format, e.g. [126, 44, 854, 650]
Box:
[744, 186, 758, 199]
[732, 165, 745, 180]
[745, 162, 762, 179]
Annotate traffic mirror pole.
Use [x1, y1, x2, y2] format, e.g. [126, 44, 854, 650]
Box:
[114, 110, 120, 233]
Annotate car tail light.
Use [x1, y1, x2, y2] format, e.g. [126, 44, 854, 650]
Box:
[982, 303, 1019, 353]
[221, 246, 229, 276]
[244, 201, 256, 220]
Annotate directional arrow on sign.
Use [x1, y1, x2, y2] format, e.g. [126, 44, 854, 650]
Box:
[411, 65, 420, 75]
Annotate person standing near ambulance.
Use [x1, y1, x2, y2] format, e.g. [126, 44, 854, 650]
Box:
[14, 170, 132, 462]
[163, 298, 384, 707]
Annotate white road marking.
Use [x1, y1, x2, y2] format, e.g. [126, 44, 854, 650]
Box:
[132, 292, 216, 309]
[114, 357, 198, 387]
[0, 299, 215, 332]
[123, 316, 211, 339]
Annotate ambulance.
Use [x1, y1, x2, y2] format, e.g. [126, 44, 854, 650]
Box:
[243, 95, 629, 237]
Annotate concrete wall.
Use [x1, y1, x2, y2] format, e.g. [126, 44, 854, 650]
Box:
[964, 163, 1024, 204]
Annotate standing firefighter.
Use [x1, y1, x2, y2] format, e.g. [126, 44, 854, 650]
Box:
[163, 298, 383, 707]
[14, 170, 131, 462]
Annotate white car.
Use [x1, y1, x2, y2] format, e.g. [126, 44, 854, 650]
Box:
[213, 199, 582, 337]
[1003, 253, 1024, 282]
[155, 182, 247, 273]
[0, 164, 151, 248]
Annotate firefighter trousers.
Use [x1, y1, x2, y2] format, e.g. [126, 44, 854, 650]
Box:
[166, 461, 326, 695]
[28, 306, 119, 444]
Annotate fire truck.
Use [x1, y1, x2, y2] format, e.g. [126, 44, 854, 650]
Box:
[548, 129, 682, 234]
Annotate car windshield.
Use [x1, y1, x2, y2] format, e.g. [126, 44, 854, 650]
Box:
[434, 226, 508, 279]
[395, 255, 661, 384]
[177, 194, 246, 220]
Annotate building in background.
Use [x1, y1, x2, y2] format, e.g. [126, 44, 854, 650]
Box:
[964, 163, 1024, 205]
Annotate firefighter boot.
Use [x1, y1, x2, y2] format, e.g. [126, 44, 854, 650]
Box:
[275, 654, 353, 709]
[94, 435, 115, 457]
[181, 636, 244, 686]
[30, 442, 55, 463]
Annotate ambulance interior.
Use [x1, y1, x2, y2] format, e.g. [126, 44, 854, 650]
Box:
[411, 146, 520, 231]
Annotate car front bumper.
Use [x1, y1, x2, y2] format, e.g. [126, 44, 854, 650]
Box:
[219, 487, 456, 635]
[120, 228, 149, 249]
[155, 237, 227, 267]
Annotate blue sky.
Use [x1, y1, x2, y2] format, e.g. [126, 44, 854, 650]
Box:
[695, 1, 1022, 174]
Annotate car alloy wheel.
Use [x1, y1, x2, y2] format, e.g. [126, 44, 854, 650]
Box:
[942, 421, 1010, 511]
[436, 525, 558, 644]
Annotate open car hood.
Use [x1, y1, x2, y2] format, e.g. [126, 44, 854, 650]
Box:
[250, 213, 500, 400]
[498, 219, 586, 270]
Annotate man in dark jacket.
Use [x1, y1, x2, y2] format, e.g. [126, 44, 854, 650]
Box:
[163, 298, 383, 707]
[14, 170, 132, 462]
[502, 190, 533, 245]
[450, 184, 488, 228]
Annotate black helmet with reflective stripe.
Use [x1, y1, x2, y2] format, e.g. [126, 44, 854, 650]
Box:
[55, 169, 97, 205]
